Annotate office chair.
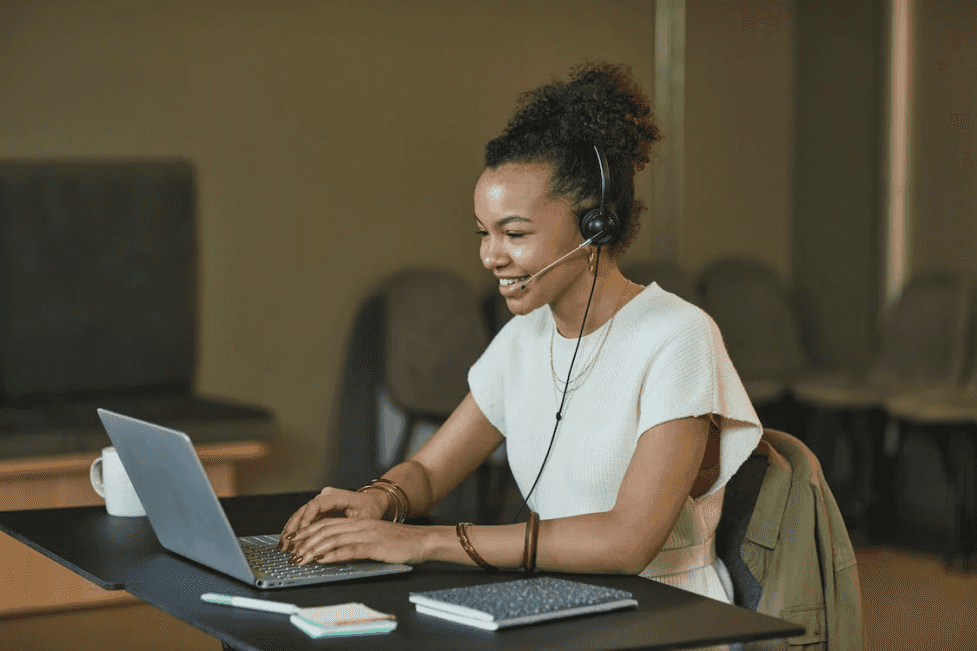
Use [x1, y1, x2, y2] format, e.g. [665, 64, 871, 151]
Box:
[881, 283, 977, 566]
[621, 259, 700, 306]
[716, 428, 863, 650]
[791, 268, 971, 539]
[481, 282, 513, 338]
[695, 257, 810, 432]
[337, 269, 502, 523]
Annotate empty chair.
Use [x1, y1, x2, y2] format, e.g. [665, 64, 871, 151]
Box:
[883, 277, 977, 422]
[622, 259, 699, 305]
[337, 268, 496, 523]
[481, 282, 514, 337]
[882, 284, 977, 566]
[695, 257, 810, 431]
[792, 269, 971, 539]
[794, 269, 970, 408]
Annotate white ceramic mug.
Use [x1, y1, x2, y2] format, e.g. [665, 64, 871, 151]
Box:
[89, 446, 146, 517]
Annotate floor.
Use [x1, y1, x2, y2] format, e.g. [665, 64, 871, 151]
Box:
[1, 546, 975, 650]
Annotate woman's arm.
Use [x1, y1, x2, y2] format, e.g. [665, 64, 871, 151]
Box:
[280, 393, 504, 544]
[385, 392, 508, 517]
[287, 412, 710, 574]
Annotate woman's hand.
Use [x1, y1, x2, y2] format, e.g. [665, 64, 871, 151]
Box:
[285, 518, 434, 566]
[279, 487, 386, 552]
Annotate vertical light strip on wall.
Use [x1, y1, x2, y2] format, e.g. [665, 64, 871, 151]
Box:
[885, 0, 914, 305]
[653, 0, 685, 261]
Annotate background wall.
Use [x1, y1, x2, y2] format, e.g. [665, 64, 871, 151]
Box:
[791, 0, 887, 370]
[0, 0, 662, 493]
[685, 0, 794, 278]
[910, 0, 976, 276]
[3, 0, 970, 494]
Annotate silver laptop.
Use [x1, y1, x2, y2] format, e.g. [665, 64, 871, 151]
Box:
[96, 408, 412, 589]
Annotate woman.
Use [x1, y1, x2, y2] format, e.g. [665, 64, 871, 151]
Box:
[280, 62, 761, 603]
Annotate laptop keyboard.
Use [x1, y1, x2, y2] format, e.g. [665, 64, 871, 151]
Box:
[239, 534, 361, 580]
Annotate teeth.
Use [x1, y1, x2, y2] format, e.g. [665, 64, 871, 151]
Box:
[500, 277, 529, 286]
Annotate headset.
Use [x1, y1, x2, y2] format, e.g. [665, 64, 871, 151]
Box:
[577, 145, 621, 246]
[513, 145, 620, 521]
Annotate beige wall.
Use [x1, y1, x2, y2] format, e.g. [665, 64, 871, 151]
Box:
[684, 0, 794, 279]
[910, 0, 977, 276]
[1, 0, 665, 492]
[0, 1, 819, 493]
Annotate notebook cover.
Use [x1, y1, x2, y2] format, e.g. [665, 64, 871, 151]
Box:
[409, 577, 637, 630]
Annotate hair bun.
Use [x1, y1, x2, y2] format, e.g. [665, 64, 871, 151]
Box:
[484, 62, 661, 255]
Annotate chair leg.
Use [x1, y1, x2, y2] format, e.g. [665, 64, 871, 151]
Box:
[947, 428, 977, 570]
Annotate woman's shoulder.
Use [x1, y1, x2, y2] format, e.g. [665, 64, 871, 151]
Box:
[625, 283, 715, 341]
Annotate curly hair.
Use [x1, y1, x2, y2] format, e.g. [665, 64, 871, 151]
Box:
[484, 62, 662, 256]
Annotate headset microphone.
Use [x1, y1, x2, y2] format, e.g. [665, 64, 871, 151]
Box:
[518, 235, 600, 290]
[518, 146, 618, 291]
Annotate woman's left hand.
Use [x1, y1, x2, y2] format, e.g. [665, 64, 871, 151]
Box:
[286, 518, 432, 566]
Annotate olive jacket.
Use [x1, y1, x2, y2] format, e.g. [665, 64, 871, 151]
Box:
[717, 428, 865, 650]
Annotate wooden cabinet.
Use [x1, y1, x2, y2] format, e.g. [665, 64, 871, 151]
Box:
[0, 442, 268, 615]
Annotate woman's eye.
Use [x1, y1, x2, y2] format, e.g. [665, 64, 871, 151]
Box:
[505, 232, 526, 240]
[474, 229, 488, 238]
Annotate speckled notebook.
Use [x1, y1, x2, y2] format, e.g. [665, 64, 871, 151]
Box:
[408, 577, 638, 631]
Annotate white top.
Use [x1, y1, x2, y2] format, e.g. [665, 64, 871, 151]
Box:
[468, 283, 762, 600]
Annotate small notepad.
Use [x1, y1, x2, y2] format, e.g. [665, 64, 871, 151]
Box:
[289, 602, 397, 638]
[409, 577, 637, 631]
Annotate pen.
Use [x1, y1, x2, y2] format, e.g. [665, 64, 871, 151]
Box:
[201, 593, 300, 615]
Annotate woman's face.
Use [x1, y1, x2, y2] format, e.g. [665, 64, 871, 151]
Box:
[474, 162, 589, 317]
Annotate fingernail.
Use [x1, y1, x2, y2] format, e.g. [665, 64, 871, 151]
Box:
[285, 533, 295, 540]
[294, 556, 304, 564]
[313, 555, 324, 562]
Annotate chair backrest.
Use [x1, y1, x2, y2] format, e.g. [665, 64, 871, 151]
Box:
[696, 258, 808, 382]
[715, 448, 769, 610]
[622, 260, 700, 305]
[867, 269, 970, 389]
[337, 269, 489, 490]
[962, 283, 977, 389]
[481, 284, 513, 337]
[384, 269, 488, 417]
[716, 429, 859, 612]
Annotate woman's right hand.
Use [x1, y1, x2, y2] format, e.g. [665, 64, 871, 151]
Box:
[278, 487, 387, 552]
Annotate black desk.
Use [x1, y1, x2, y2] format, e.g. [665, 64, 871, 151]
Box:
[0, 492, 803, 650]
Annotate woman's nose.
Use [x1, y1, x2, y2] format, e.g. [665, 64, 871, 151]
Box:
[481, 237, 507, 269]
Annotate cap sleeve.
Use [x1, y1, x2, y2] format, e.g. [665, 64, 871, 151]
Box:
[637, 310, 762, 496]
[467, 318, 516, 436]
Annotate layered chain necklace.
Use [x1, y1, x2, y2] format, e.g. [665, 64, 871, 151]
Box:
[549, 280, 636, 394]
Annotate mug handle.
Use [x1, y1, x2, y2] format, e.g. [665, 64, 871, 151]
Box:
[90, 457, 106, 498]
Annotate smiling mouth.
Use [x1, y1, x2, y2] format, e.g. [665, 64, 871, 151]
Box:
[499, 277, 530, 287]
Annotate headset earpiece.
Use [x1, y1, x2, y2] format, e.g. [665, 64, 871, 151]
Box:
[579, 207, 617, 245]
[579, 146, 620, 246]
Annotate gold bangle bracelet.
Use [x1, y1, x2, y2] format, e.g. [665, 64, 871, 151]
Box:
[371, 477, 411, 519]
[356, 483, 405, 523]
[357, 478, 410, 523]
[374, 483, 406, 522]
[523, 511, 540, 575]
[356, 485, 399, 522]
[456, 522, 498, 572]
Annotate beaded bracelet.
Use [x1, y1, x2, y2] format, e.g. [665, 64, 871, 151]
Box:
[456, 522, 498, 572]
[356, 479, 409, 523]
[522, 511, 540, 575]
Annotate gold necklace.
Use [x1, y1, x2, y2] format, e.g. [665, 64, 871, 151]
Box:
[549, 280, 635, 393]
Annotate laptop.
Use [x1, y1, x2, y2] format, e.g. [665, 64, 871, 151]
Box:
[96, 408, 413, 589]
